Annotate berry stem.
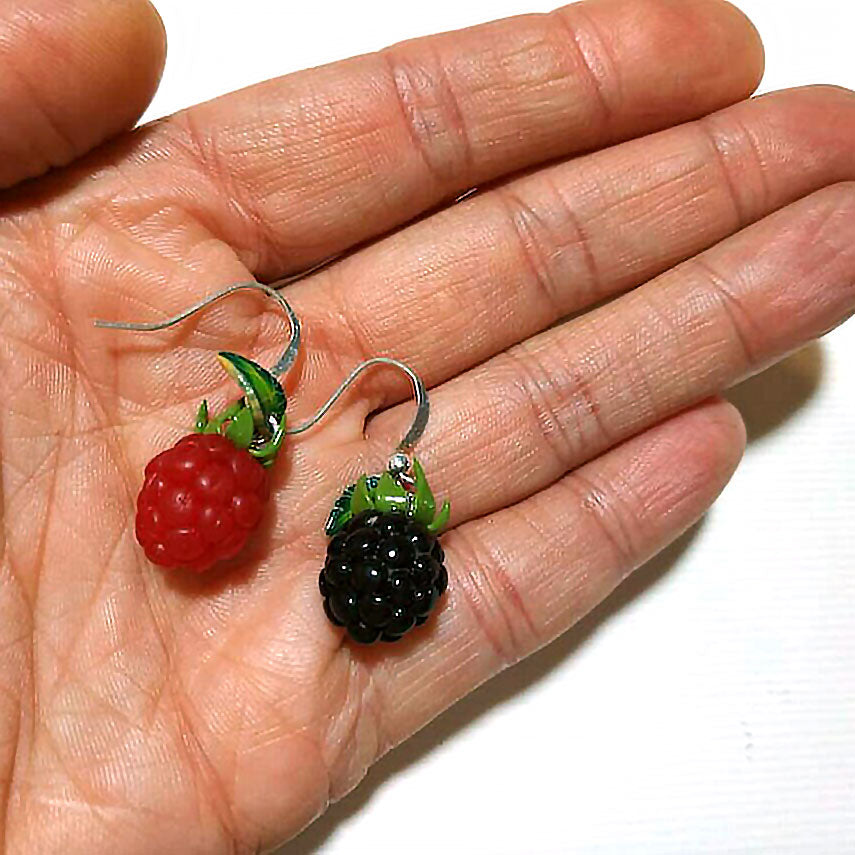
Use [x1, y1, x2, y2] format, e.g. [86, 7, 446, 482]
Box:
[193, 353, 288, 467]
[326, 457, 451, 536]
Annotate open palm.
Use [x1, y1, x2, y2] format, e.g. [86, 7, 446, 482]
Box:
[2, 0, 854, 852]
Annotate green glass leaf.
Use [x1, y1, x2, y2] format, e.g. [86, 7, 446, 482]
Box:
[194, 400, 209, 432]
[350, 476, 374, 515]
[326, 485, 356, 536]
[373, 471, 410, 514]
[225, 407, 254, 449]
[411, 457, 436, 526]
[427, 500, 451, 534]
[250, 418, 286, 466]
[218, 352, 286, 430]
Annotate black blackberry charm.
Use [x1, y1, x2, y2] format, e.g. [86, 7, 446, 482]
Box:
[320, 456, 451, 644]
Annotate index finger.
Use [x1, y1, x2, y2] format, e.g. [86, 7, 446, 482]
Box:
[132, 0, 763, 279]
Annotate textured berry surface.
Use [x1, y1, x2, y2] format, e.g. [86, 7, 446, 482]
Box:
[319, 510, 448, 643]
[135, 433, 270, 573]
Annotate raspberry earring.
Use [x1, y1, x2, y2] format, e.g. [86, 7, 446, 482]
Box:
[96, 283, 301, 573]
[313, 358, 451, 644]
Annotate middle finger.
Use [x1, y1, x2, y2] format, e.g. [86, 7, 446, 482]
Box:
[288, 85, 855, 406]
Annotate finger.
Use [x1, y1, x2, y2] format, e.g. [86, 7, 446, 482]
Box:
[369, 181, 855, 525]
[139, 0, 762, 277]
[288, 85, 855, 408]
[368, 398, 744, 754]
[0, 0, 166, 189]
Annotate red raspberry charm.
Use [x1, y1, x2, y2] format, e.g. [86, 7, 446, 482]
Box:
[135, 433, 270, 573]
[95, 284, 297, 576]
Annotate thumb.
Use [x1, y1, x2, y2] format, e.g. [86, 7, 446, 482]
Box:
[0, 0, 166, 189]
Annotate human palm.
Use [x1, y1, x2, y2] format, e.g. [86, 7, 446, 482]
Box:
[1, 0, 854, 852]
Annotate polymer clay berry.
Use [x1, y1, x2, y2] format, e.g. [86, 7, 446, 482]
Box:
[95, 283, 301, 574]
[136, 433, 270, 573]
[321, 456, 451, 643]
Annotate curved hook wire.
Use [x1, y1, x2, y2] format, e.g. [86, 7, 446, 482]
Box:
[94, 282, 301, 378]
[286, 357, 429, 452]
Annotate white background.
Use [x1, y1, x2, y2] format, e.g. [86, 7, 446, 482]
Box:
[142, 2, 855, 853]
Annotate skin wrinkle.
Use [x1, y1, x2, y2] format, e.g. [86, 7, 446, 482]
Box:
[495, 184, 577, 319]
[447, 524, 537, 668]
[379, 44, 472, 191]
[505, 344, 592, 469]
[625, 285, 692, 415]
[552, 5, 617, 129]
[568, 467, 643, 573]
[697, 115, 753, 228]
[173, 110, 281, 271]
[691, 254, 759, 368]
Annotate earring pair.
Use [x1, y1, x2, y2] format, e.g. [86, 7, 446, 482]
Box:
[96, 281, 449, 645]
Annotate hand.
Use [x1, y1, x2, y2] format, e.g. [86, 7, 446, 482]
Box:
[1, 0, 853, 851]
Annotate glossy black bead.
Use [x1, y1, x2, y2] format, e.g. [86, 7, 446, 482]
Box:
[435, 564, 448, 595]
[358, 594, 394, 627]
[329, 590, 359, 625]
[344, 527, 380, 560]
[388, 571, 414, 605]
[324, 557, 351, 588]
[410, 556, 439, 590]
[411, 586, 437, 618]
[385, 605, 416, 637]
[375, 514, 407, 539]
[349, 621, 381, 645]
[403, 522, 432, 555]
[319, 572, 329, 597]
[323, 597, 344, 627]
[351, 561, 386, 594]
[328, 532, 348, 557]
[380, 536, 414, 568]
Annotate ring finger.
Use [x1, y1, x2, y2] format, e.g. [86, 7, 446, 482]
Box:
[368, 180, 855, 523]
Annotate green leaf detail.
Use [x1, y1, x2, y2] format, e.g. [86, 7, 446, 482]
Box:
[373, 472, 410, 515]
[325, 463, 450, 538]
[195, 400, 209, 432]
[427, 500, 451, 534]
[411, 457, 436, 526]
[351, 476, 374, 515]
[225, 407, 254, 449]
[325, 484, 356, 536]
[218, 352, 286, 430]
[249, 419, 286, 466]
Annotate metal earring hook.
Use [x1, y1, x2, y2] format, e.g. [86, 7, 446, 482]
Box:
[286, 357, 429, 455]
[94, 282, 302, 378]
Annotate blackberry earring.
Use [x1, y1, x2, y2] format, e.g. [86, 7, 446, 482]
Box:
[95, 283, 301, 573]
[313, 358, 451, 644]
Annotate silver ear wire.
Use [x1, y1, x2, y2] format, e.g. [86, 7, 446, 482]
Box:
[94, 282, 301, 378]
[286, 357, 429, 455]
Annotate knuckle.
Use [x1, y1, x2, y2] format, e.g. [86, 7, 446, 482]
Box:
[494, 186, 567, 319]
[495, 175, 602, 313]
[690, 255, 757, 369]
[697, 112, 769, 226]
[505, 341, 614, 470]
[561, 469, 642, 574]
[551, 6, 619, 129]
[503, 347, 579, 472]
[379, 44, 472, 189]
[448, 524, 540, 667]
